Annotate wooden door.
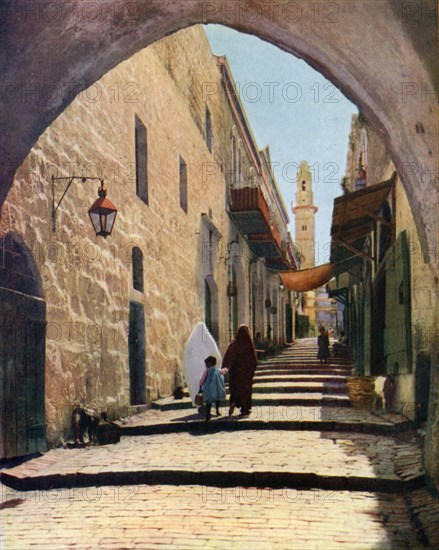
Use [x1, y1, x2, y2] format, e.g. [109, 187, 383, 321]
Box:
[128, 301, 146, 405]
[0, 288, 46, 460]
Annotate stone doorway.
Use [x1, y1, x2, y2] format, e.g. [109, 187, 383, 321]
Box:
[0, 234, 46, 460]
[371, 272, 386, 376]
[128, 301, 146, 406]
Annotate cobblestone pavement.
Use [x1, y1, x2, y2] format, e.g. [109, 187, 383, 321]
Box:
[2, 431, 424, 488]
[1, 339, 438, 549]
[0, 484, 432, 550]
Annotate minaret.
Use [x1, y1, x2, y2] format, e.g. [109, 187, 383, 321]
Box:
[292, 161, 318, 330]
[292, 161, 318, 268]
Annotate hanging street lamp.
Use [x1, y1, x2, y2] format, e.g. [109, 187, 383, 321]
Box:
[88, 184, 118, 238]
[51, 176, 118, 238]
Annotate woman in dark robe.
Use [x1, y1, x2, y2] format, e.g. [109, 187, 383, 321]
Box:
[222, 325, 258, 416]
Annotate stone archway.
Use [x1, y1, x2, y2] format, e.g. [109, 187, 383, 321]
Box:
[0, 1, 437, 269]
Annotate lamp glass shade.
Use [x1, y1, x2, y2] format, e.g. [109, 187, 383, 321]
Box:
[88, 188, 118, 238]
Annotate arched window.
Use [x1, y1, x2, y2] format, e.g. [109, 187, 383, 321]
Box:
[132, 247, 144, 292]
[135, 114, 148, 205]
[248, 166, 256, 186]
[302, 180, 306, 191]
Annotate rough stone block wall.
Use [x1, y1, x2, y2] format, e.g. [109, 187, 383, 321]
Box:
[394, 179, 437, 418]
[0, 27, 218, 443]
[0, 26, 286, 446]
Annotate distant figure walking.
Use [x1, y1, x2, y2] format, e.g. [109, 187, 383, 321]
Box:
[222, 325, 258, 416]
[199, 356, 228, 422]
[317, 326, 330, 365]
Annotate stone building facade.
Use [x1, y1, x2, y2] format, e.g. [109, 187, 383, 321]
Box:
[330, 113, 438, 487]
[0, 26, 296, 457]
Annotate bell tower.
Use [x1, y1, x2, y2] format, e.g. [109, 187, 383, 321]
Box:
[292, 161, 318, 268]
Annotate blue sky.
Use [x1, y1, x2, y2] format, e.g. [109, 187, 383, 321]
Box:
[204, 24, 357, 263]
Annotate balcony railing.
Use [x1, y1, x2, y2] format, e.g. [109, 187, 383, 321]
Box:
[229, 186, 271, 235]
[248, 219, 282, 259]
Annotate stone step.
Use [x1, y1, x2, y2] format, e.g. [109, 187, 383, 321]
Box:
[2, 467, 424, 494]
[250, 393, 352, 407]
[117, 420, 415, 439]
[152, 393, 352, 411]
[253, 375, 349, 384]
[256, 368, 353, 376]
[261, 364, 352, 368]
[259, 358, 353, 363]
[151, 396, 194, 411]
[115, 407, 415, 438]
[260, 356, 353, 362]
[260, 359, 353, 366]
[1, 431, 424, 494]
[251, 382, 348, 395]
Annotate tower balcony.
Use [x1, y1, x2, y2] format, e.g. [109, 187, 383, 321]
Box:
[229, 186, 271, 234]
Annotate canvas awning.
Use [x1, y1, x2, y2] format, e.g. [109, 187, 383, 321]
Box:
[279, 263, 335, 292]
[278, 257, 359, 292]
[330, 175, 395, 263]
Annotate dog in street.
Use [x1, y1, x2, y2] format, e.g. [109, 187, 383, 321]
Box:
[71, 405, 102, 445]
[71, 405, 120, 446]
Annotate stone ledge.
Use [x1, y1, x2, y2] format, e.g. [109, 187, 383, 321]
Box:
[118, 419, 415, 437]
[0, 468, 426, 495]
[151, 394, 353, 411]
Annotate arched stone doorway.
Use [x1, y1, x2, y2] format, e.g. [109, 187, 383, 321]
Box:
[0, 1, 437, 270]
[0, 233, 47, 460]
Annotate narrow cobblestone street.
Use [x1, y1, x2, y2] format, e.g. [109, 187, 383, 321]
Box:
[2, 339, 439, 549]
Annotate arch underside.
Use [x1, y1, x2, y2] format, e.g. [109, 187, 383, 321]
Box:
[0, 0, 437, 268]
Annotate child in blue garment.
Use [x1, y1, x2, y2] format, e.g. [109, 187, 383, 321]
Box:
[199, 356, 228, 422]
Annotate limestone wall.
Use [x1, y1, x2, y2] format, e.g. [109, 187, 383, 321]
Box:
[393, 177, 437, 418]
[0, 26, 287, 446]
